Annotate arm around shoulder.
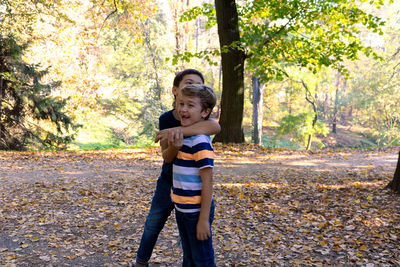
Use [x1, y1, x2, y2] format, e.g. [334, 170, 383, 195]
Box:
[181, 119, 220, 137]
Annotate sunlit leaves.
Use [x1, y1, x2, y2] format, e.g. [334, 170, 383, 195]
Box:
[90, 0, 157, 40]
[237, 0, 386, 81]
[180, 3, 216, 29]
[1, 145, 399, 265]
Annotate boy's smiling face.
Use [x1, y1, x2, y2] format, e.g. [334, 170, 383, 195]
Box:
[177, 93, 210, 127]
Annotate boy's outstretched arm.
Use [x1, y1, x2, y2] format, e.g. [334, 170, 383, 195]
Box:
[197, 167, 213, 241]
[155, 119, 220, 143]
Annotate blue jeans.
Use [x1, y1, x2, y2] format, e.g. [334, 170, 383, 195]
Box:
[136, 177, 174, 266]
[175, 201, 216, 267]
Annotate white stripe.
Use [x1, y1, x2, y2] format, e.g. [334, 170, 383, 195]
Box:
[199, 165, 213, 170]
[173, 180, 202, 190]
[173, 165, 199, 175]
[192, 135, 211, 146]
[175, 205, 200, 213]
[184, 135, 212, 147]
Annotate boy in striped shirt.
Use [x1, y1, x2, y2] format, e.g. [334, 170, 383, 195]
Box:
[162, 84, 217, 266]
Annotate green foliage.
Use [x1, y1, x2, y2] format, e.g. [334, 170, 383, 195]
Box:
[2, 0, 397, 150]
[261, 134, 302, 150]
[96, 8, 173, 147]
[178, 0, 386, 81]
[180, 3, 217, 29]
[0, 34, 78, 150]
[0, 0, 71, 42]
[170, 50, 221, 66]
[350, 75, 400, 146]
[71, 115, 157, 150]
[239, 0, 386, 82]
[276, 111, 329, 148]
[346, 8, 400, 147]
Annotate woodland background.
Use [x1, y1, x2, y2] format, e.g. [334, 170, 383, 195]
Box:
[1, 1, 400, 266]
[1, 0, 400, 151]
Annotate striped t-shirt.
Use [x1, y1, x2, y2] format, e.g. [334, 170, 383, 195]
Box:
[171, 134, 214, 213]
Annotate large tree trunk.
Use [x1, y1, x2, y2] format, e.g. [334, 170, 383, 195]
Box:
[213, 0, 245, 143]
[386, 150, 400, 194]
[252, 76, 263, 145]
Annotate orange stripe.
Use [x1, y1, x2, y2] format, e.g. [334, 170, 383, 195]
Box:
[194, 150, 214, 161]
[178, 151, 194, 160]
[171, 193, 201, 204]
[178, 150, 214, 161]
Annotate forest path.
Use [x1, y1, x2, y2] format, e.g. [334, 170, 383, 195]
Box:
[0, 145, 399, 266]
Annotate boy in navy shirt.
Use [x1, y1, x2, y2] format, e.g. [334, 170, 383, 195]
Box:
[135, 70, 220, 267]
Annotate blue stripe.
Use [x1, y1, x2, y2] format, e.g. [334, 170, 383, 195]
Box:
[180, 145, 192, 154]
[193, 142, 213, 153]
[175, 203, 201, 210]
[197, 158, 214, 168]
[172, 187, 201, 197]
[174, 158, 196, 167]
[173, 173, 201, 183]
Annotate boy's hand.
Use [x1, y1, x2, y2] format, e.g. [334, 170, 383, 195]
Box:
[196, 219, 211, 241]
[168, 128, 183, 150]
[155, 129, 169, 143]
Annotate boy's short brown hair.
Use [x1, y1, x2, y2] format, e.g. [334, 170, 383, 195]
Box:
[180, 84, 216, 120]
[173, 69, 204, 87]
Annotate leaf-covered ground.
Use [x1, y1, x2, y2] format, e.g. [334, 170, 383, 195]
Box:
[0, 144, 399, 266]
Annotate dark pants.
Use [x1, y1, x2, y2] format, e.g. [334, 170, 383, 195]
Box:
[136, 177, 174, 266]
[175, 201, 216, 267]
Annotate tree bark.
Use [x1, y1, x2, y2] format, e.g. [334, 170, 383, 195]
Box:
[213, 0, 245, 143]
[386, 150, 400, 194]
[302, 81, 318, 151]
[252, 76, 263, 145]
[306, 111, 318, 151]
[332, 86, 339, 134]
[332, 72, 341, 133]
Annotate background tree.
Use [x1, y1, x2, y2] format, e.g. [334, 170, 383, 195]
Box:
[213, 0, 245, 143]
[0, 35, 77, 150]
[386, 151, 400, 194]
[1, 0, 398, 150]
[181, 0, 386, 143]
[252, 76, 263, 144]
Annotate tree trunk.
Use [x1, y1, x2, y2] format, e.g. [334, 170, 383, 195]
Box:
[0, 46, 5, 148]
[252, 76, 263, 145]
[302, 81, 318, 151]
[143, 21, 162, 103]
[213, 0, 245, 143]
[306, 112, 318, 150]
[332, 72, 341, 133]
[332, 86, 339, 134]
[386, 150, 400, 194]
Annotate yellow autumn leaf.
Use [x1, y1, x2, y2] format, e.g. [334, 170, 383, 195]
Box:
[320, 240, 328, 246]
[6, 255, 17, 260]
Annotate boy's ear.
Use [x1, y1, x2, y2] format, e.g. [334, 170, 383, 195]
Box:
[201, 108, 211, 119]
[172, 86, 179, 97]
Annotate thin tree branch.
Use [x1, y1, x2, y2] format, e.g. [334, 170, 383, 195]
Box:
[98, 0, 118, 37]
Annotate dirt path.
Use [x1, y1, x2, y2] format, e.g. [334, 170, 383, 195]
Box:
[0, 145, 399, 266]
